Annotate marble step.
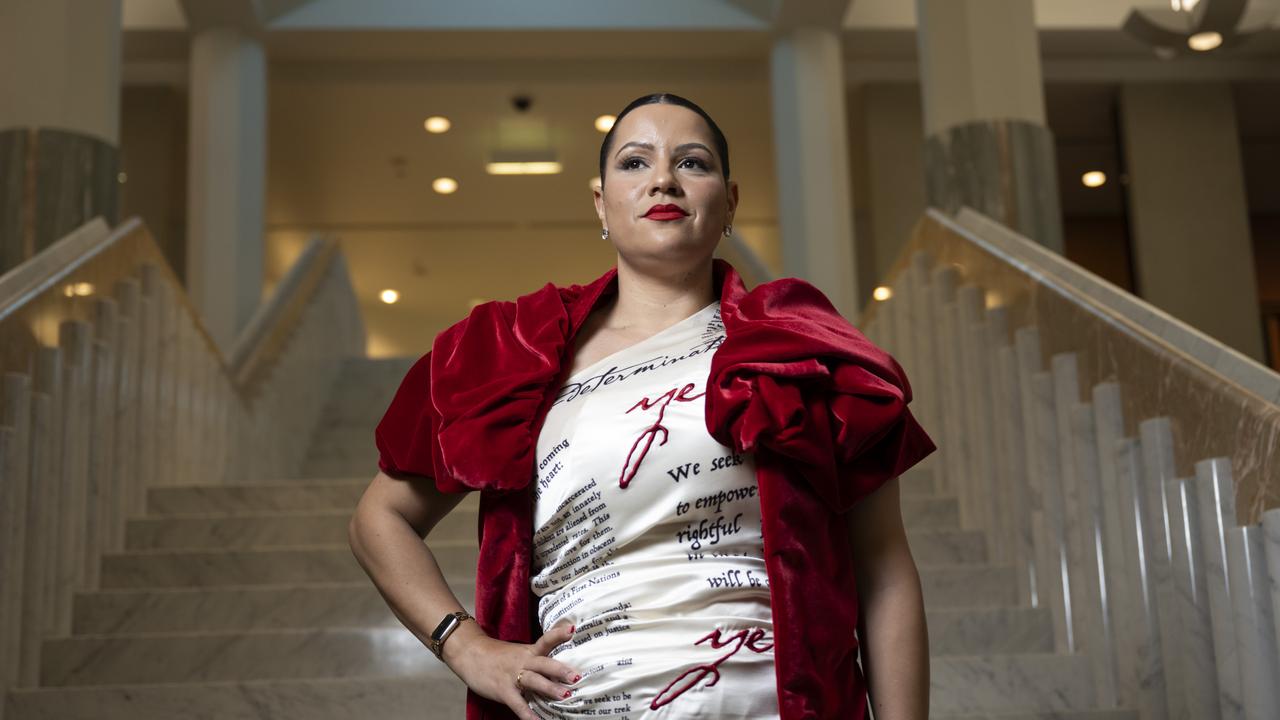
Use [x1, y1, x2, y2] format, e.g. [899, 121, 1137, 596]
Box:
[35, 641, 1095, 714]
[145, 478, 946, 519]
[304, 429, 380, 450]
[97, 543, 475, 589]
[301, 458, 377, 479]
[304, 436, 380, 463]
[927, 606, 1053, 655]
[145, 479, 479, 516]
[5, 674, 467, 720]
[921, 563, 1019, 608]
[321, 372, 409, 395]
[40, 627, 451, 687]
[936, 707, 1136, 712]
[325, 358, 414, 395]
[6, 671, 1127, 720]
[126, 507, 985, 561]
[72, 580, 1038, 647]
[72, 582, 475, 635]
[931, 653, 1098, 714]
[98, 542, 1017, 610]
[8, 672, 1127, 720]
[46, 600, 1051, 687]
[312, 402, 397, 426]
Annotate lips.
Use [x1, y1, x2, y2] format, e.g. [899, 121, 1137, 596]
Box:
[645, 204, 689, 221]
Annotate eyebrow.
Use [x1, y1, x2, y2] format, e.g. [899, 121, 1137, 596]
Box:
[614, 141, 714, 159]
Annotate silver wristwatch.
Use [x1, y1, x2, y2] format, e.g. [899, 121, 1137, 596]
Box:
[428, 610, 473, 660]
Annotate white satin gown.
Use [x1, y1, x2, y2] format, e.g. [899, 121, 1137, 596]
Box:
[527, 300, 781, 719]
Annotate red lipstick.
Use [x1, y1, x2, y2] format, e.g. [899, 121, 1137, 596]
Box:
[644, 204, 689, 221]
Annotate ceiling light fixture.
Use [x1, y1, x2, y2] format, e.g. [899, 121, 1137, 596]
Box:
[488, 105, 561, 175]
[486, 149, 562, 175]
[1124, 0, 1275, 58]
[1187, 30, 1224, 49]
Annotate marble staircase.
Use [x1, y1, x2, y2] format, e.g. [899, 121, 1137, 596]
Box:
[5, 357, 1139, 719]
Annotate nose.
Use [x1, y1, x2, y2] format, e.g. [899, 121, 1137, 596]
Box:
[648, 164, 681, 197]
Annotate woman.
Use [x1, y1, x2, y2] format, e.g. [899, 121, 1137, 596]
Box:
[350, 92, 934, 720]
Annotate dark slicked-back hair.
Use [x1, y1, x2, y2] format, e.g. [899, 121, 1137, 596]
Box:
[598, 93, 730, 188]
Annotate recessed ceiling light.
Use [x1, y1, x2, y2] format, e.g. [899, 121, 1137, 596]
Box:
[872, 286, 891, 301]
[1082, 171, 1107, 188]
[432, 177, 458, 194]
[63, 282, 95, 297]
[1188, 31, 1222, 51]
[380, 289, 400, 304]
[486, 161, 562, 175]
[595, 115, 616, 133]
[424, 116, 451, 133]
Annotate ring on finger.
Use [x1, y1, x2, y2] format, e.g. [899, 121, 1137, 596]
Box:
[515, 670, 524, 691]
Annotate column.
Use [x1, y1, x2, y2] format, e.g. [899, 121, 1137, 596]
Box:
[1119, 82, 1265, 362]
[915, 0, 1065, 254]
[0, 0, 122, 275]
[186, 25, 266, 355]
[769, 24, 860, 319]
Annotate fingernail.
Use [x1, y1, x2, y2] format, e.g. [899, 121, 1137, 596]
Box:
[573, 674, 581, 682]
[563, 689, 571, 698]
[568, 624, 575, 634]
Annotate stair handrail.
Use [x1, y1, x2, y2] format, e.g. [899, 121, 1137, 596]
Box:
[859, 205, 1279, 526]
[227, 234, 341, 389]
[0, 215, 365, 696]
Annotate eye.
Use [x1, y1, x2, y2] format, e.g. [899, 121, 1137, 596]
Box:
[620, 156, 708, 171]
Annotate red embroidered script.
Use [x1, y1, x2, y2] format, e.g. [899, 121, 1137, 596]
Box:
[619, 382, 705, 488]
[650, 626, 774, 710]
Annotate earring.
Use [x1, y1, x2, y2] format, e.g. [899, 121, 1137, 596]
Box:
[601, 228, 610, 240]
[722, 224, 733, 237]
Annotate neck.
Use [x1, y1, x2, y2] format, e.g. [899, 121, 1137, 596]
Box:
[604, 256, 717, 332]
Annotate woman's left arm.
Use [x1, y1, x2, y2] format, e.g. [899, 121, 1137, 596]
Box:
[845, 476, 930, 720]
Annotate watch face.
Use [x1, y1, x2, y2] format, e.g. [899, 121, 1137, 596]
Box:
[433, 614, 459, 641]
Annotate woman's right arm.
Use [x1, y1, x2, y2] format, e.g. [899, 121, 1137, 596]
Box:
[348, 471, 581, 718]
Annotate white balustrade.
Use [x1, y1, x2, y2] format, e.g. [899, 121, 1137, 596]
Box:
[0, 218, 365, 708]
[855, 206, 1280, 720]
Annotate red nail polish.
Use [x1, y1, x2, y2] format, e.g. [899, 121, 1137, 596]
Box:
[573, 674, 581, 682]
[563, 690, 571, 698]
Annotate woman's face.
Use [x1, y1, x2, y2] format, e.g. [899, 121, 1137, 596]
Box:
[594, 103, 738, 269]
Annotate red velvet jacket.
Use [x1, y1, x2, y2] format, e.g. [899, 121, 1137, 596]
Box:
[375, 258, 936, 719]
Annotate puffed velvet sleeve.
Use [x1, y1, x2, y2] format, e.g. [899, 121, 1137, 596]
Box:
[704, 275, 937, 515]
[374, 351, 439, 481]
